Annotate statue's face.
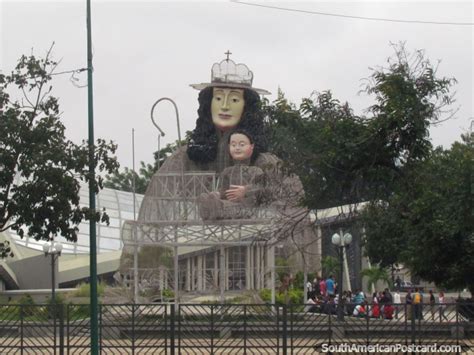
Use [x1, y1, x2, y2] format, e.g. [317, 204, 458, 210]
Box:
[211, 88, 244, 130]
[229, 133, 254, 161]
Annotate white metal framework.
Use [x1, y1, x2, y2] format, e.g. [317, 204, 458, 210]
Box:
[121, 171, 310, 303]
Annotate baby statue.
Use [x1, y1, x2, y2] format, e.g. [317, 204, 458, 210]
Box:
[198, 129, 265, 220]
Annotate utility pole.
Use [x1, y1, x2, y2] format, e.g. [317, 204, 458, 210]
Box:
[86, 0, 99, 353]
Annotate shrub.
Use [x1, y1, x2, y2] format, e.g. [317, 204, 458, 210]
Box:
[259, 289, 272, 303]
[293, 271, 317, 290]
[259, 288, 304, 305]
[70, 304, 91, 320]
[287, 289, 304, 304]
[45, 293, 66, 318]
[73, 282, 106, 297]
[18, 294, 36, 316]
[162, 288, 174, 300]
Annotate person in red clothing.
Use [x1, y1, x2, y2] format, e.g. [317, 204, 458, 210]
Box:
[371, 303, 380, 318]
[383, 304, 394, 319]
[319, 278, 327, 296]
[370, 292, 380, 318]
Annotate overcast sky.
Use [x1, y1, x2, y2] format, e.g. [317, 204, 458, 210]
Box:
[1, 0, 473, 169]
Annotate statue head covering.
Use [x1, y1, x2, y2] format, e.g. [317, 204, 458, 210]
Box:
[190, 57, 271, 95]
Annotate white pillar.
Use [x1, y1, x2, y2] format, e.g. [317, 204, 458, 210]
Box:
[159, 268, 164, 293]
[186, 258, 191, 291]
[202, 255, 207, 291]
[225, 248, 229, 290]
[249, 246, 254, 289]
[246, 246, 251, 290]
[268, 246, 275, 304]
[260, 245, 265, 289]
[214, 251, 219, 288]
[220, 246, 225, 302]
[191, 257, 196, 291]
[197, 255, 203, 291]
[255, 244, 262, 290]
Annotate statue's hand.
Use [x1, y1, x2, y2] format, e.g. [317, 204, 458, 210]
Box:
[225, 185, 247, 201]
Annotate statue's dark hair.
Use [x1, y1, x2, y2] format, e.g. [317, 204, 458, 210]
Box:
[228, 128, 254, 144]
[187, 86, 267, 164]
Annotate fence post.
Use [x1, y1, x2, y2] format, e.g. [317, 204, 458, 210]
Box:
[20, 305, 24, 355]
[210, 305, 214, 355]
[328, 306, 332, 346]
[170, 303, 175, 355]
[53, 303, 57, 355]
[366, 310, 370, 347]
[99, 304, 102, 354]
[131, 304, 135, 355]
[59, 304, 64, 355]
[410, 304, 415, 344]
[455, 302, 460, 350]
[66, 305, 70, 355]
[404, 303, 408, 347]
[282, 305, 287, 355]
[243, 305, 247, 355]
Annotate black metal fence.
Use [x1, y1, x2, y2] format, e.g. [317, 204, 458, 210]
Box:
[0, 302, 472, 354]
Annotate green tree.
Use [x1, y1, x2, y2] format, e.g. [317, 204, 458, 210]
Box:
[264, 44, 461, 293]
[359, 44, 460, 290]
[104, 162, 154, 195]
[0, 49, 119, 256]
[104, 140, 184, 194]
[360, 266, 392, 291]
[138, 245, 173, 269]
[0, 241, 13, 259]
[364, 133, 473, 293]
[407, 135, 472, 292]
[275, 256, 291, 283]
[321, 256, 340, 277]
[264, 90, 373, 209]
[263, 44, 456, 211]
[361, 201, 408, 271]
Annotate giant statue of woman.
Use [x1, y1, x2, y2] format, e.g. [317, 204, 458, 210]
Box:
[138, 57, 297, 223]
[121, 57, 307, 293]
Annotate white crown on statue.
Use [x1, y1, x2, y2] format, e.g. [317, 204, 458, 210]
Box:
[190, 54, 270, 95]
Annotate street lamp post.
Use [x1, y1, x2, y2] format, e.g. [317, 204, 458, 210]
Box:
[331, 231, 352, 321]
[43, 240, 63, 304]
[43, 239, 63, 355]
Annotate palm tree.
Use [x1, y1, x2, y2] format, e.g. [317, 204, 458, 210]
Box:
[321, 256, 340, 278]
[360, 266, 392, 292]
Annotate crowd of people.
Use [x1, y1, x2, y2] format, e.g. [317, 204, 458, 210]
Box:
[304, 276, 449, 322]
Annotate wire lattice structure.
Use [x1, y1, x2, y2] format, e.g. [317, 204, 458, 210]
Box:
[120, 168, 311, 303]
[122, 171, 307, 247]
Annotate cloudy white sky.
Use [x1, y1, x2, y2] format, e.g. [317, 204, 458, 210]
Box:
[1, 1, 473, 169]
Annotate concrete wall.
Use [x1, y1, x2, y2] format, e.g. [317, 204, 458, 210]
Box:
[8, 255, 56, 289]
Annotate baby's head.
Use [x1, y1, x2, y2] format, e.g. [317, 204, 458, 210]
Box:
[228, 129, 254, 161]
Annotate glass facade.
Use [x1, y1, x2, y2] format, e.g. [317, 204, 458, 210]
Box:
[10, 182, 143, 255]
[228, 247, 246, 290]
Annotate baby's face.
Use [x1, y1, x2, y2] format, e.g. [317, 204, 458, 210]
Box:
[229, 133, 254, 161]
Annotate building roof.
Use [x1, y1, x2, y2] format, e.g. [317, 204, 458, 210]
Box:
[1, 184, 143, 288]
[0, 262, 19, 290]
[8, 183, 143, 255]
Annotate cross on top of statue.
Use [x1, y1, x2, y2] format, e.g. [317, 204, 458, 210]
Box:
[224, 50, 232, 61]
